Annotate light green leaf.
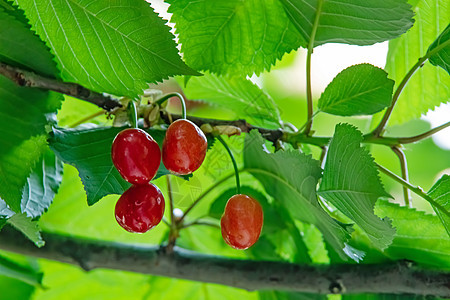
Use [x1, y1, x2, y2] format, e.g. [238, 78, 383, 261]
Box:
[15, 0, 199, 98]
[243, 130, 357, 261]
[279, 0, 414, 47]
[0, 4, 58, 77]
[49, 126, 176, 206]
[182, 74, 282, 128]
[428, 23, 450, 76]
[428, 174, 450, 237]
[167, 0, 303, 76]
[375, 200, 450, 269]
[318, 124, 395, 250]
[260, 291, 325, 300]
[0, 76, 61, 212]
[318, 64, 394, 116]
[144, 276, 258, 300]
[0, 254, 43, 286]
[384, 0, 449, 125]
[21, 149, 64, 218]
[6, 213, 44, 247]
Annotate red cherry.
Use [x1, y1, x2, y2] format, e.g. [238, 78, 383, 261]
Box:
[162, 119, 207, 175]
[111, 128, 161, 184]
[115, 183, 165, 233]
[220, 194, 263, 250]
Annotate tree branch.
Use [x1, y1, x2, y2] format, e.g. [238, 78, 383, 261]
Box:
[0, 227, 448, 297]
[0, 62, 122, 112]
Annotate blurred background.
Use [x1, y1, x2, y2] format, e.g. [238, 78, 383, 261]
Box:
[1, 1, 449, 299]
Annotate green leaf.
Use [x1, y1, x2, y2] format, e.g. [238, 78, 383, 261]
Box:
[144, 276, 258, 300]
[21, 149, 64, 218]
[167, 0, 303, 76]
[260, 291, 325, 300]
[279, 0, 414, 47]
[427, 23, 450, 76]
[0, 254, 42, 286]
[0, 4, 58, 77]
[384, 0, 449, 125]
[0, 76, 61, 212]
[243, 130, 357, 261]
[49, 126, 171, 205]
[6, 213, 44, 247]
[375, 200, 450, 269]
[182, 74, 282, 128]
[318, 124, 395, 250]
[15, 0, 199, 98]
[318, 64, 394, 116]
[428, 175, 450, 237]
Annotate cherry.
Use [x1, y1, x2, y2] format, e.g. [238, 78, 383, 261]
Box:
[111, 128, 161, 184]
[220, 194, 263, 250]
[115, 183, 165, 233]
[162, 119, 207, 175]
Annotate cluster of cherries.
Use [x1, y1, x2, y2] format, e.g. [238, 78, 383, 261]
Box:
[111, 116, 263, 250]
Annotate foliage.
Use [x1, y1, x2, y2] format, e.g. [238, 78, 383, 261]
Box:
[0, 0, 449, 299]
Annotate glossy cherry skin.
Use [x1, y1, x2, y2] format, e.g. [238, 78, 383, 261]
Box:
[115, 183, 165, 233]
[220, 194, 263, 250]
[162, 119, 207, 175]
[111, 128, 161, 184]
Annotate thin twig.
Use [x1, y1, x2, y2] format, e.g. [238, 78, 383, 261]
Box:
[303, 0, 323, 135]
[372, 39, 450, 136]
[377, 163, 449, 217]
[0, 62, 121, 111]
[166, 176, 177, 253]
[391, 147, 411, 207]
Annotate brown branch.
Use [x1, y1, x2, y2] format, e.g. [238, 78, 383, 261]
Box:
[160, 112, 284, 145]
[0, 62, 122, 112]
[0, 227, 448, 297]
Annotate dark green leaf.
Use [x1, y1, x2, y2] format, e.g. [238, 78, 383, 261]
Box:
[6, 213, 44, 247]
[0, 4, 58, 77]
[182, 74, 282, 128]
[243, 130, 357, 261]
[427, 23, 450, 76]
[375, 200, 450, 269]
[168, 0, 302, 76]
[49, 126, 171, 205]
[318, 124, 395, 250]
[428, 174, 450, 236]
[384, 0, 449, 125]
[0, 76, 62, 212]
[318, 64, 394, 116]
[21, 149, 64, 218]
[15, 0, 199, 98]
[0, 254, 42, 286]
[280, 0, 414, 47]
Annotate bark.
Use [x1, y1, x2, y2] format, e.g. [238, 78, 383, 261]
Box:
[0, 227, 448, 297]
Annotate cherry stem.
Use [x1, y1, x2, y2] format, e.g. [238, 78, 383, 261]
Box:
[155, 92, 187, 120]
[128, 100, 138, 129]
[217, 135, 241, 195]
